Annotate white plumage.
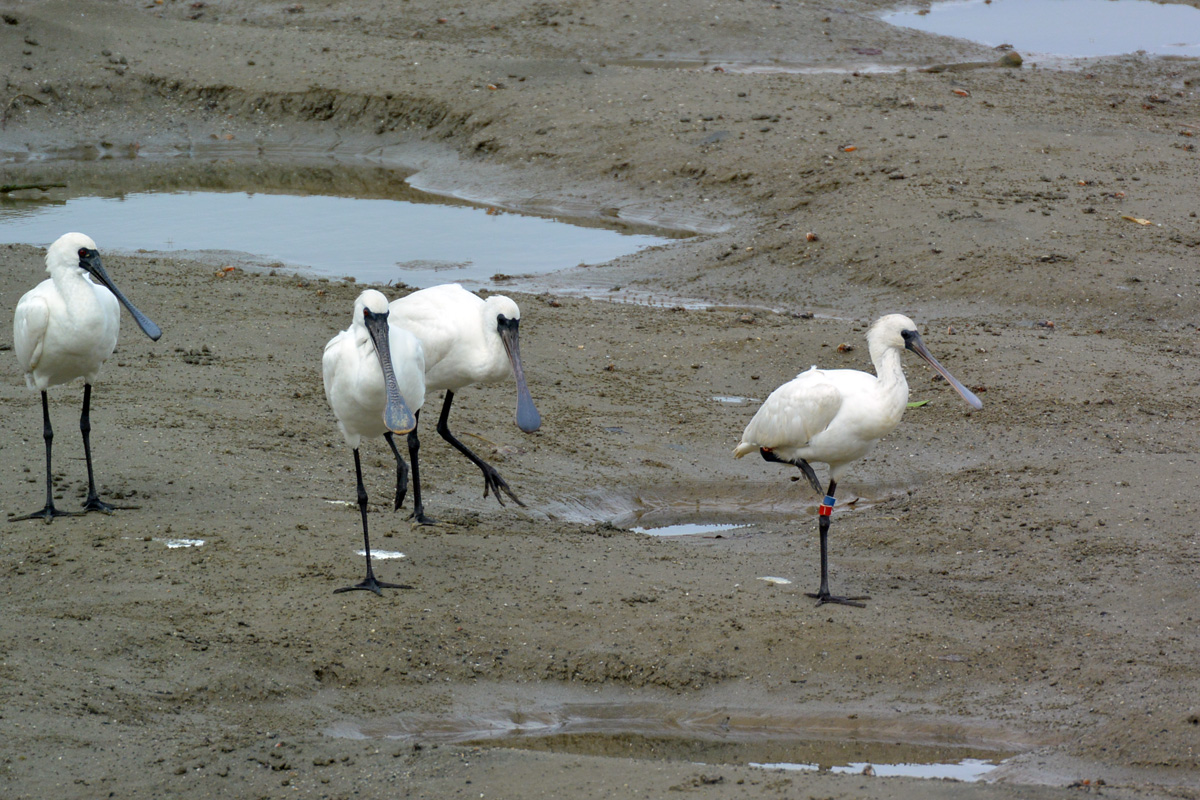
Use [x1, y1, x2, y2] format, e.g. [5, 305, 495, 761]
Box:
[324, 291, 425, 450]
[388, 283, 540, 515]
[323, 289, 424, 595]
[11, 232, 161, 522]
[735, 314, 981, 607]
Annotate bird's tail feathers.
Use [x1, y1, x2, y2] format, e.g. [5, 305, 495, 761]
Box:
[732, 441, 758, 459]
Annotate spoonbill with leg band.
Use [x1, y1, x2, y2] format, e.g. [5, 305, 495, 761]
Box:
[734, 314, 981, 607]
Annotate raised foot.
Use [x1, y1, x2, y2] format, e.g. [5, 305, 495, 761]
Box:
[8, 504, 85, 524]
[334, 577, 414, 596]
[480, 464, 525, 508]
[806, 591, 870, 609]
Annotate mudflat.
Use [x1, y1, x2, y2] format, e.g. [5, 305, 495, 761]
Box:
[1, 1, 1198, 798]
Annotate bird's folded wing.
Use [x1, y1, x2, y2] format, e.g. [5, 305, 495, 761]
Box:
[744, 376, 843, 450]
[13, 295, 50, 375]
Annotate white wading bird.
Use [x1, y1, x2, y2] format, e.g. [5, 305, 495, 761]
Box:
[733, 314, 982, 607]
[389, 284, 540, 523]
[11, 232, 162, 523]
[323, 289, 425, 595]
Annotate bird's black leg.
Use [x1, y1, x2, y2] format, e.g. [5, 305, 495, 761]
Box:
[10, 391, 82, 523]
[383, 432, 410, 512]
[79, 383, 117, 515]
[759, 448, 822, 494]
[335, 448, 411, 595]
[435, 390, 525, 507]
[406, 412, 437, 525]
[805, 478, 870, 608]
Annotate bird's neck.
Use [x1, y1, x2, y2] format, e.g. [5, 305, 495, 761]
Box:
[53, 268, 102, 307]
[872, 346, 910, 405]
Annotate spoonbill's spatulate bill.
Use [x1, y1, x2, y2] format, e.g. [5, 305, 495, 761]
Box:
[323, 289, 425, 595]
[734, 314, 981, 607]
[10, 232, 162, 523]
[389, 283, 540, 521]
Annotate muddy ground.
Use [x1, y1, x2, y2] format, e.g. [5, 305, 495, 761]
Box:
[2, 0, 1199, 798]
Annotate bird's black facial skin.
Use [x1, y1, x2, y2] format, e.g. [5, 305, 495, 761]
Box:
[901, 329, 918, 349]
[497, 314, 509, 330]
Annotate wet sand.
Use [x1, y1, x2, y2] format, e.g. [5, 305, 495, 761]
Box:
[2, 1, 1199, 798]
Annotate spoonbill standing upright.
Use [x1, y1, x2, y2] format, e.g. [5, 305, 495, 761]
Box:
[323, 289, 425, 595]
[11, 232, 162, 523]
[734, 314, 982, 607]
[389, 284, 540, 522]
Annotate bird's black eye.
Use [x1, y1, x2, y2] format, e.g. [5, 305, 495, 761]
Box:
[901, 329, 916, 341]
[497, 314, 508, 326]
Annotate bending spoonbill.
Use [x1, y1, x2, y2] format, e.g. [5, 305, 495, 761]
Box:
[733, 314, 981, 607]
[323, 289, 425, 595]
[389, 284, 540, 521]
[11, 232, 162, 523]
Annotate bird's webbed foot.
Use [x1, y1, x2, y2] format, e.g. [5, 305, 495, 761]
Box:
[334, 576, 413, 595]
[408, 509, 439, 526]
[806, 590, 870, 609]
[82, 497, 116, 515]
[82, 493, 141, 515]
[8, 504, 84, 524]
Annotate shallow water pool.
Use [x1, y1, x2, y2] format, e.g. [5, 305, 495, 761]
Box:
[0, 189, 672, 289]
[330, 699, 1023, 782]
[884, 0, 1200, 60]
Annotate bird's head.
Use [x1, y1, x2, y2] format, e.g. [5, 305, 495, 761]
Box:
[354, 289, 391, 327]
[867, 313, 920, 352]
[484, 294, 522, 337]
[45, 231, 163, 342]
[46, 232, 100, 275]
[869, 313, 981, 410]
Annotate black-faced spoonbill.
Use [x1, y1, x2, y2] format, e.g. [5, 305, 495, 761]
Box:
[11, 232, 162, 523]
[323, 289, 425, 595]
[389, 284, 540, 522]
[734, 314, 981, 607]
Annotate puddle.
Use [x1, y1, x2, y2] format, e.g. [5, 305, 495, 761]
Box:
[0, 148, 697, 289]
[332, 701, 1027, 782]
[613, 57, 907, 75]
[752, 757, 998, 780]
[0, 188, 673, 289]
[630, 522, 751, 537]
[883, 0, 1200, 60]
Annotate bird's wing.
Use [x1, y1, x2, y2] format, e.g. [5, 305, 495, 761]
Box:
[13, 292, 50, 380]
[388, 290, 466, 367]
[321, 330, 350, 410]
[738, 372, 844, 453]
